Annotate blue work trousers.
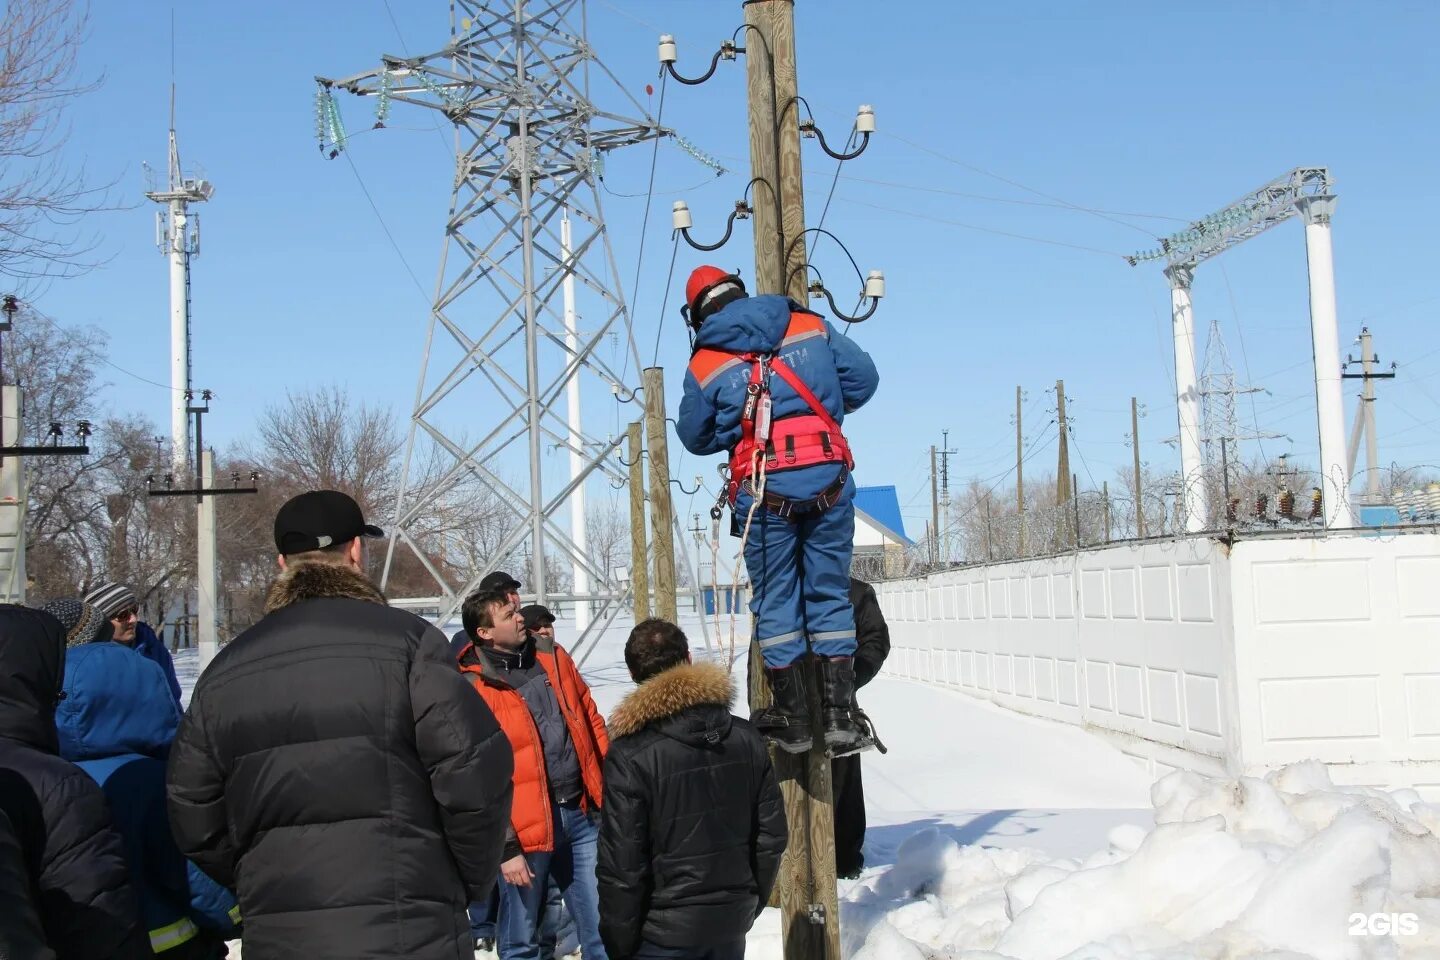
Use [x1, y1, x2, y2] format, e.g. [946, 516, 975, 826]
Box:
[499, 802, 606, 960]
[738, 475, 857, 668]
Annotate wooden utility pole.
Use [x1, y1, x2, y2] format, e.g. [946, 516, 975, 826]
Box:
[1055, 380, 1071, 548]
[627, 421, 650, 622]
[1131, 397, 1146, 538]
[1102, 480, 1112, 542]
[642, 368, 678, 621]
[929, 445, 940, 566]
[744, 2, 839, 956]
[1015, 385, 1026, 555]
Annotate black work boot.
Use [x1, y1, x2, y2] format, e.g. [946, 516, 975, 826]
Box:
[820, 656, 876, 756]
[753, 665, 814, 754]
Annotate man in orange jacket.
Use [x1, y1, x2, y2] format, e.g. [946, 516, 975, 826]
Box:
[458, 583, 609, 960]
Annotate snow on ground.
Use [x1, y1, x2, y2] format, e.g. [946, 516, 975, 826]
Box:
[181, 613, 1440, 959]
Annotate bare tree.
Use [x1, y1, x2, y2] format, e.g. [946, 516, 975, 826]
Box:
[585, 496, 629, 589]
[1, 304, 186, 602]
[0, 0, 114, 287]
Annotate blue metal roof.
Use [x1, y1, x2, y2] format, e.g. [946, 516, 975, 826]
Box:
[854, 485, 910, 544]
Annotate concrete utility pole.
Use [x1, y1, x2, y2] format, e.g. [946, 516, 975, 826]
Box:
[561, 213, 591, 629]
[1131, 397, 1146, 538]
[1343, 327, 1394, 504]
[1295, 195, 1356, 528]
[1055, 379, 1071, 548]
[1164, 264, 1206, 532]
[743, 2, 839, 956]
[0, 385, 24, 602]
[929, 445, 939, 566]
[0, 298, 94, 602]
[1016, 386, 1026, 555]
[642, 368, 678, 622]
[627, 422, 649, 623]
[196, 449, 217, 668]
[146, 393, 256, 671]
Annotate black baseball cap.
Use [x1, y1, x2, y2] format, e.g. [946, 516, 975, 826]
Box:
[273, 490, 384, 555]
[520, 604, 555, 629]
[479, 570, 522, 594]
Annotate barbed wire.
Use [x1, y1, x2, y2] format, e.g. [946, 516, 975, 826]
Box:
[899, 462, 1440, 575]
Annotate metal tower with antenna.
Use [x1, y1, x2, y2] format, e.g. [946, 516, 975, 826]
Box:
[316, 1, 665, 624]
[145, 88, 213, 474]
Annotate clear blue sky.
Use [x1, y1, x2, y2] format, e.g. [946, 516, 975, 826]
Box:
[41, 0, 1440, 537]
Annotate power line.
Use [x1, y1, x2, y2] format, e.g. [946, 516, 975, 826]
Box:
[624, 69, 667, 381]
[342, 150, 431, 306]
[1218, 261, 1269, 463]
[840, 197, 1129, 259]
[832, 171, 1189, 223]
[873, 126, 1166, 240]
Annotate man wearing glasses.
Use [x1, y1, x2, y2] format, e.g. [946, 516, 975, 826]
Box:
[84, 582, 183, 704]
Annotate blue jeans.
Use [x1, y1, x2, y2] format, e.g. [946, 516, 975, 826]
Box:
[473, 881, 572, 951]
[499, 802, 606, 960]
[469, 886, 498, 940]
[632, 940, 745, 960]
[739, 475, 857, 668]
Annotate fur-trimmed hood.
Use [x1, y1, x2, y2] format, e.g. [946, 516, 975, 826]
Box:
[608, 660, 734, 740]
[263, 561, 387, 614]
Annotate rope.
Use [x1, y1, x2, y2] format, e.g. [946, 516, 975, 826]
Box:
[728, 447, 767, 669]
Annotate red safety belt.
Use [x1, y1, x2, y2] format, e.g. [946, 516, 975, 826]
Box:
[728, 352, 854, 504]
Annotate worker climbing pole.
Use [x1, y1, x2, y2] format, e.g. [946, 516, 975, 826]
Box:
[662, 3, 886, 957]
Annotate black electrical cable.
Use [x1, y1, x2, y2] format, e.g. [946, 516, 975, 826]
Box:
[619, 69, 667, 386]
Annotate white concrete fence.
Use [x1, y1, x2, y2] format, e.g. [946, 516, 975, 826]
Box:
[873, 531, 1440, 797]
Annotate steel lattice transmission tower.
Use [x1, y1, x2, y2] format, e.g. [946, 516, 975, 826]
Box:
[317, 1, 664, 621]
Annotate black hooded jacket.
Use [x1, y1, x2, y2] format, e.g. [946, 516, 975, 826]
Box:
[597, 661, 786, 958]
[166, 562, 514, 960]
[0, 604, 147, 959]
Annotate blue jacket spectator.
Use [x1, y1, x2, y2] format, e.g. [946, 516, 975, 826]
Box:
[135, 620, 184, 704]
[57, 639, 240, 957]
[84, 582, 184, 705]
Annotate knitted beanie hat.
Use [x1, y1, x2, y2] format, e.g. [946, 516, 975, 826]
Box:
[82, 582, 138, 620]
[40, 599, 114, 647]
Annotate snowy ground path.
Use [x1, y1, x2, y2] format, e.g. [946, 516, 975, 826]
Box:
[179, 613, 1440, 958]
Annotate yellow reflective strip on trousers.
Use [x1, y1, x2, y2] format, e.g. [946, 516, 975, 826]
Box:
[150, 917, 199, 952]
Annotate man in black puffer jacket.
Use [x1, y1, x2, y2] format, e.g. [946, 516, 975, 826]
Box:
[598, 619, 787, 960]
[0, 604, 148, 959]
[0, 806, 54, 959]
[166, 491, 515, 960]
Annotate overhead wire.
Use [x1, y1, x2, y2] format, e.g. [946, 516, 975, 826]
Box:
[832, 171, 1189, 223]
[872, 124, 1167, 240]
[620, 69, 667, 384]
[343, 150, 432, 306]
[839, 197, 1130, 260]
[939, 419, 1058, 540]
[1218, 261, 1269, 464]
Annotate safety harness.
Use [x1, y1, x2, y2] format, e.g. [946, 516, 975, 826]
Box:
[725, 352, 854, 517]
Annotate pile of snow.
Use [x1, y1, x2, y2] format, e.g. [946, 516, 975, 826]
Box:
[844, 762, 1440, 960]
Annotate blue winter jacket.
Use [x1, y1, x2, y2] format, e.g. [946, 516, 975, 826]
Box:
[56, 642, 240, 953]
[677, 295, 879, 500]
[134, 621, 183, 705]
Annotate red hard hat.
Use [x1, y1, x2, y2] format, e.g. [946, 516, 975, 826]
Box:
[684, 265, 743, 322]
